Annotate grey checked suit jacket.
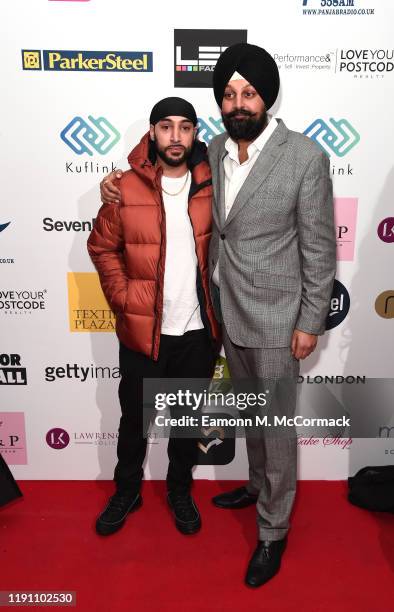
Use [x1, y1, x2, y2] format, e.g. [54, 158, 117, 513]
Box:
[208, 119, 336, 348]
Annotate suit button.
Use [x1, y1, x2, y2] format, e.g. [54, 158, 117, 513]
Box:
[220, 234, 226, 240]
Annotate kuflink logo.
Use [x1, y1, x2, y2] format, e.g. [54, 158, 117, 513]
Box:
[0, 222, 11, 233]
[60, 116, 120, 156]
[304, 118, 360, 157]
[197, 116, 225, 144]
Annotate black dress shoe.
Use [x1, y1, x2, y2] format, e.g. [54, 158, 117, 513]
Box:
[167, 492, 201, 535]
[96, 492, 142, 536]
[212, 486, 258, 509]
[245, 538, 287, 587]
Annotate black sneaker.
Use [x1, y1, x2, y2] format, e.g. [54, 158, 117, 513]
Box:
[167, 491, 201, 535]
[95, 492, 142, 536]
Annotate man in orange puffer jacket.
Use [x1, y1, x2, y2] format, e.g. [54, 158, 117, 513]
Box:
[87, 97, 220, 537]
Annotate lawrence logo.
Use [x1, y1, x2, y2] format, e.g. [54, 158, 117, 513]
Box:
[22, 50, 153, 72]
[0, 413, 27, 465]
[375, 291, 394, 319]
[197, 116, 225, 144]
[377, 218, 394, 243]
[61, 116, 120, 156]
[334, 198, 358, 261]
[0, 353, 27, 385]
[22, 50, 42, 70]
[67, 272, 115, 332]
[174, 30, 247, 88]
[304, 118, 360, 157]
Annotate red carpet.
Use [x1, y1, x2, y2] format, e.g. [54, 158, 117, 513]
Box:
[1, 481, 393, 611]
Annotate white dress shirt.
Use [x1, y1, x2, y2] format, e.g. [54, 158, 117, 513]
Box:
[213, 116, 278, 285]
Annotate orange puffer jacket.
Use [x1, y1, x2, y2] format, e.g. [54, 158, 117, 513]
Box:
[87, 132, 220, 360]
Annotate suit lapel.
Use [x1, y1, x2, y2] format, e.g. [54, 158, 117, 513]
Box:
[224, 120, 288, 228]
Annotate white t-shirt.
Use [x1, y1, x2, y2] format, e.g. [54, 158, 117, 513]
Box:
[161, 172, 204, 335]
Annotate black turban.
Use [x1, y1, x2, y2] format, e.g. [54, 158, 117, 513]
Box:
[213, 43, 280, 110]
[149, 97, 197, 126]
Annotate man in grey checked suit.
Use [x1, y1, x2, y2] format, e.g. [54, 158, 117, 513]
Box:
[210, 43, 336, 587]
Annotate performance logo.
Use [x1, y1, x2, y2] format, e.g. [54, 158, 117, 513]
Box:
[334, 198, 358, 261]
[174, 29, 247, 88]
[375, 291, 394, 319]
[22, 50, 153, 72]
[326, 279, 350, 330]
[0, 289, 47, 315]
[197, 419, 235, 465]
[46, 428, 70, 450]
[0, 413, 27, 465]
[0, 222, 14, 265]
[197, 116, 225, 144]
[304, 118, 360, 157]
[302, 1, 375, 16]
[67, 272, 115, 332]
[0, 222, 11, 233]
[60, 116, 120, 156]
[377, 218, 394, 243]
[0, 354, 27, 385]
[273, 51, 334, 73]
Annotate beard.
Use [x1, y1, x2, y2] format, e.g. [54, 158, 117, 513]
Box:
[222, 108, 267, 141]
[155, 143, 193, 167]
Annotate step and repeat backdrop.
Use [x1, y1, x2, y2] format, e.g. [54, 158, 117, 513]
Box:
[1, 0, 393, 481]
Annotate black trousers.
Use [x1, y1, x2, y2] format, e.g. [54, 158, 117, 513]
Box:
[114, 329, 216, 495]
[0, 455, 22, 508]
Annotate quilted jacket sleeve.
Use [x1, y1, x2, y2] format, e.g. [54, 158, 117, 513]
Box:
[87, 201, 129, 314]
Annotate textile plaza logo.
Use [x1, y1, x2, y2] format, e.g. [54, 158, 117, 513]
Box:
[0, 354, 27, 385]
[174, 29, 247, 88]
[22, 50, 153, 72]
[46, 428, 70, 450]
[60, 116, 120, 156]
[377, 218, 394, 243]
[0, 413, 27, 464]
[43, 217, 96, 232]
[197, 116, 225, 144]
[44, 363, 120, 382]
[326, 279, 350, 330]
[304, 118, 360, 158]
[336, 49, 393, 79]
[67, 273, 115, 332]
[302, 0, 375, 16]
[334, 198, 358, 261]
[375, 291, 394, 319]
[0, 289, 47, 315]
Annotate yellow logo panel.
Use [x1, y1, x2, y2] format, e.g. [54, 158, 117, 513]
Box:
[22, 50, 42, 70]
[67, 272, 115, 332]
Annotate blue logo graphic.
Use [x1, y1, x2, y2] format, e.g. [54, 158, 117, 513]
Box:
[304, 118, 360, 157]
[0, 222, 11, 233]
[197, 116, 225, 144]
[60, 116, 121, 156]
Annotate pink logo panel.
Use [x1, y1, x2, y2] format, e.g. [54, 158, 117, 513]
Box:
[334, 197, 358, 261]
[0, 412, 27, 465]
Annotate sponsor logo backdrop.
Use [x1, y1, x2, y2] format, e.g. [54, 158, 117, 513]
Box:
[2, 0, 393, 480]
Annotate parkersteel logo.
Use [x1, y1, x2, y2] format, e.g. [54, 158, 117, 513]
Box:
[304, 118, 360, 157]
[375, 291, 394, 319]
[174, 30, 247, 88]
[60, 116, 120, 156]
[22, 50, 153, 72]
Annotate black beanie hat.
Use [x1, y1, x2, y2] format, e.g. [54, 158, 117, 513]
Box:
[149, 97, 197, 126]
[213, 43, 280, 110]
